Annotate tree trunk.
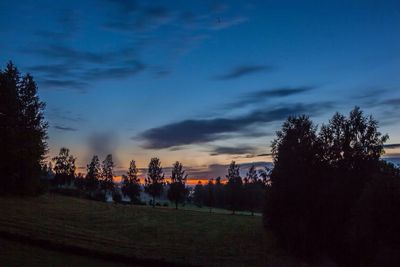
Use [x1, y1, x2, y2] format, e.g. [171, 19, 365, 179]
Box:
[175, 201, 178, 210]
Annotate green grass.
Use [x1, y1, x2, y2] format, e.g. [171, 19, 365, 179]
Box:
[0, 194, 307, 266]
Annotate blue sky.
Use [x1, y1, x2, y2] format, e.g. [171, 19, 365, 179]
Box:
[1, 0, 399, 177]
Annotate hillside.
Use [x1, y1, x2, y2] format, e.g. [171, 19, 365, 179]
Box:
[0, 195, 307, 266]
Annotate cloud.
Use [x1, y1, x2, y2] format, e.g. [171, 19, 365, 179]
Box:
[215, 65, 273, 80]
[54, 125, 78, 131]
[211, 16, 248, 30]
[210, 145, 257, 156]
[384, 143, 400, 149]
[39, 79, 88, 91]
[381, 98, 400, 107]
[138, 102, 333, 149]
[226, 86, 314, 108]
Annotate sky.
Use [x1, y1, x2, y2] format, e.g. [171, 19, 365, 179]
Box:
[1, 0, 400, 178]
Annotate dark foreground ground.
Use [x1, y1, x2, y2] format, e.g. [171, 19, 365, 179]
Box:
[0, 195, 310, 266]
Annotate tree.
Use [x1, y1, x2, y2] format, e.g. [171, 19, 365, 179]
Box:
[85, 155, 100, 194]
[204, 179, 215, 212]
[144, 157, 164, 207]
[0, 62, 48, 195]
[351, 161, 400, 266]
[100, 154, 114, 193]
[193, 181, 204, 207]
[167, 161, 188, 209]
[214, 176, 225, 208]
[226, 161, 243, 214]
[121, 160, 141, 203]
[52, 147, 76, 187]
[244, 165, 263, 216]
[264, 108, 390, 263]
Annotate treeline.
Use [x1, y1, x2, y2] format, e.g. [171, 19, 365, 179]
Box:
[191, 163, 269, 215]
[265, 108, 400, 266]
[44, 148, 269, 214]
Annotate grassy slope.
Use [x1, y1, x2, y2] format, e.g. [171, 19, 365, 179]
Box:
[0, 195, 306, 266]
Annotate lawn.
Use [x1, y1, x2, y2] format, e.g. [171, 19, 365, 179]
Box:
[0, 194, 307, 266]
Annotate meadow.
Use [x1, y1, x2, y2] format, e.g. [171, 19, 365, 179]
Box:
[0, 194, 307, 266]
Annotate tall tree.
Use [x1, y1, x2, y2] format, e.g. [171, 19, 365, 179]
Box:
[85, 155, 100, 194]
[100, 154, 114, 193]
[167, 161, 188, 209]
[52, 147, 76, 187]
[193, 181, 204, 207]
[214, 176, 225, 208]
[121, 160, 141, 203]
[0, 62, 48, 195]
[244, 165, 263, 216]
[226, 161, 243, 214]
[144, 157, 164, 207]
[204, 179, 215, 212]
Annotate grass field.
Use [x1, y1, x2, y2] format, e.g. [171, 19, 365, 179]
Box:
[0, 194, 308, 266]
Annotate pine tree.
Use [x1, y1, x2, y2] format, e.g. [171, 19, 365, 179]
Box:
[122, 160, 141, 203]
[85, 155, 100, 194]
[167, 161, 188, 209]
[100, 154, 114, 193]
[0, 62, 48, 195]
[226, 161, 243, 214]
[204, 179, 215, 212]
[52, 147, 76, 187]
[144, 157, 164, 207]
[193, 181, 204, 207]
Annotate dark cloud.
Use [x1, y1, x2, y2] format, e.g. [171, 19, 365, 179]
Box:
[47, 107, 85, 123]
[381, 98, 400, 107]
[39, 79, 88, 91]
[138, 102, 333, 149]
[210, 145, 256, 156]
[54, 125, 78, 131]
[384, 143, 400, 149]
[226, 86, 314, 108]
[215, 65, 273, 80]
[82, 60, 146, 80]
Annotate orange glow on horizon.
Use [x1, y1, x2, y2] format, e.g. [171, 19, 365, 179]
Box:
[113, 176, 226, 185]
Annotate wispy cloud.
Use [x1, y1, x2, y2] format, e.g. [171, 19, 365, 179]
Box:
[384, 143, 400, 149]
[54, 125, 78, 131]
[138, 102, 333, 149]
[209, 145, 257, 156]
[215, 65, 273, 80]
[225, 86, 314, 108]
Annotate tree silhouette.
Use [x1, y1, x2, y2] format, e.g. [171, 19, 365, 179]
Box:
[244, 165, 263, 216]
[204, 179, 215, 212]
[193, 181, 204, 207]
[145, 157, 164, 207]
[264, 108, 391, 264]
[100, 154, 114, 194]
[226, 161, 243, 214]
[121, 160, 141, 203]
[214, 176, 225, 208]
[52, 147, 76, 187]
[0, 62, 48, 195]
[167, 161, 188, 209]
[85, 155, 100, 195]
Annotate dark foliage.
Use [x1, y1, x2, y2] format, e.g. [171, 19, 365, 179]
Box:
[145, 157, 164, 207]
[167, 161, 188, 209]
[225, 161, 243, 214]
[121, 160, 141, 203]
[193, 181, 204, 207]
[0, 62, 48, 195]
[264, 107, 393, 265]
[52, 147, 76, 188]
